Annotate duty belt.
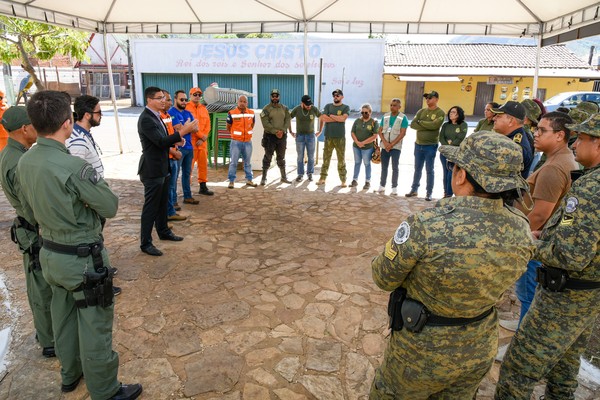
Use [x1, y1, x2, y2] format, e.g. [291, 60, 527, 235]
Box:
[537, 266, 600, 291]
[42, 239, 104, 271]
[15, 216, 37, 232]
[426, 307, 494, 327]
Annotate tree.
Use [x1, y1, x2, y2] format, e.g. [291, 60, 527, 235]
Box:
[0, 16, 89, 91]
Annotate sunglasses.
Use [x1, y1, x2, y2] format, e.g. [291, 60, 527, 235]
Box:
[179, 98, 188, 102]
[361, 111, 370, 115]
[271, 94, 279, 97]
[192, 93, 201, 97]
[333, 94, 341, 97]
[90, 110, 103, 115]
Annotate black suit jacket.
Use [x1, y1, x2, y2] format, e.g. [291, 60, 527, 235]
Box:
[137, 107, 182, 180]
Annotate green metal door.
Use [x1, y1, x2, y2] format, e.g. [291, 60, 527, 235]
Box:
[141, 73, 193, 103]
[257, 75, 315, 110]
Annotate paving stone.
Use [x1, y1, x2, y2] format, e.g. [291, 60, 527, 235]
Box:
[246, 367, 279, 386]
[183, 345, 243, 396]
[293, 280, 320, 294]
[164, 324, 203, 357]
[275, 356, 302, 382]
[281, 293, 305, 310]
[228, 330, 268, 354]
[345, 352, 375, 400]
[246, 347, 281, 367]
[278, 337, 303, 354]
[300, 375, 344, 400]
[362, 333, 386, 356]
[315, 290, 343, 302]
[193, 301, 250, 329]
[119, 358, 180, 400]
[304, 302, 336, 318]
[273, 387, 308, 400]
[295, 315, 327, 339]
[329, 306, 362, 344]
[243, 383, 270, 399]
[306, 338, 342, 373]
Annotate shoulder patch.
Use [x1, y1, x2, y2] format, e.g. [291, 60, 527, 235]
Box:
[79, 164, 99, 185]
[565, 197, 578, 213]
[513, 133, 522, 144]
[393, 221, 411, 245]
[260, 111, 266, 117]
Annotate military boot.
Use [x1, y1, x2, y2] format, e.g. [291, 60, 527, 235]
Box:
[260, 169, 268, 186]
[280, 167, 291, 183]
[199, 182, 214, 196]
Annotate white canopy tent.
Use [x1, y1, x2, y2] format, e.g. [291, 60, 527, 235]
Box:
[2, 0, 600, 153]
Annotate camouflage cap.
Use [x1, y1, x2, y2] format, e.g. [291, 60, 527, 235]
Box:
[568, 108, 590, 125]
[565, 113, 600, 138]
[521, 99, 542, 124]
[439, 131, 529, 193]
[576, 101, 599, 115]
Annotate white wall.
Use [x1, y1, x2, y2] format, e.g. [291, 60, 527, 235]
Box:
[132, 38, 385, 111]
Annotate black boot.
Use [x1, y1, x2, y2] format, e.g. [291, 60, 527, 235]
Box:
[199, 182, 214, 196]
[260, 169, 268, 186]
[109, 383, 143, 400]
[280, 167, 291, 183]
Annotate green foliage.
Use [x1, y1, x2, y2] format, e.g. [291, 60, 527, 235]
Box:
[0, 16, 89, 64]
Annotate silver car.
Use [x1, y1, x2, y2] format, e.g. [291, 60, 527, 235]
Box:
[544, 91, 600, 112]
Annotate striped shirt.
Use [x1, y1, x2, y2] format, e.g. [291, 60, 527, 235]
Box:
[66, 123, 104, 178]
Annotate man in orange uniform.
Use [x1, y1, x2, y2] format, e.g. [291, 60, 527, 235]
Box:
[185, 87, 214, 196]
[0, 90, 8, 150]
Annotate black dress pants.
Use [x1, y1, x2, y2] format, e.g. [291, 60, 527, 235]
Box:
[140, 175, 171, 249]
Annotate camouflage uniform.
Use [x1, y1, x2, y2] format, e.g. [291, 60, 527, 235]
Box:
[370, 132, 534, 399]
[496, 114, 600, 400]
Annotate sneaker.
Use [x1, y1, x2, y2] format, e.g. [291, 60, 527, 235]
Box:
[308, 174, 313, 181]
[350, 180, 358, 187]
[363, 182, 370, 190]
[378, 185, 385, 193]
[405, 191, 418, 197]
[317, 179, 326, 185]
[167, 214, 187, 221]
[183, 197, 199, 205]
[340, 182, 348, 188]
[499, 319, 519, 332]
[228, 182, 234, 189]
[425, 194, 433, 201]
[391, 187, 398, 196]
[295, 176, 302, 182]
[113, 286, 122, 296]
[174, 206, 181, 211]
[245, 180, 257, 187]
[495, 343, 509, 362]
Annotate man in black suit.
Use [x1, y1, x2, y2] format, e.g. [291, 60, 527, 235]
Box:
[138, 86, 184, 256]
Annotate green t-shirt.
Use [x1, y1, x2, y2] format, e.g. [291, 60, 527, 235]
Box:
[439, 121, 468, 146]
[322, 103, 350, 138]
[474, 118, 495, 133]
[351, 118, 379, 149]
[290, 105, 321, 134]
[409, 107, 445, 145]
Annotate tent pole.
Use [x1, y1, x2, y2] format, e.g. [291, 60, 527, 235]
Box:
[102, 28, 124, 154]
[533, 23, 542, 98]
[303, 22, 309, 95]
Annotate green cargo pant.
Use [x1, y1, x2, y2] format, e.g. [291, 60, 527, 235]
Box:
[23, 252, 54, 348]
[320, 137, 347, 182]
[496, 287, 600, 400]
[40, 246, 120, 400]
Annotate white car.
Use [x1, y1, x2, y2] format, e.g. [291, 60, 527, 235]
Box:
[544, 91, 600, 112]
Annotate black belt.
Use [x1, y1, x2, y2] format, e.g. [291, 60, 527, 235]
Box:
[16, 216, 37, 232]
[42, 239, 104, 271]
[564, 279, 600, 290]
[537, 266, 600, 291]
[427, 307, 494, 327]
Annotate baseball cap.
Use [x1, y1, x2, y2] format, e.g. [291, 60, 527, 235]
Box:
[568, 108, 590, 124]
[439, 131, 529, 193]
[332, 89, 343, 96]
[423, 91, 439, 99]
[1, 106, 31, 132]
[301, 95, 313, 106]
[566, 113, 600, 138]
[189, 87, 202, 96]
[521, 99, 542, 124]
[271, 89, 280, 96]
[576, 101, 599, 115]
[491, 101, 526, 121]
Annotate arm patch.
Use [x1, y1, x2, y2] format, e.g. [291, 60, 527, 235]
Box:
[79, 164, 99, 185]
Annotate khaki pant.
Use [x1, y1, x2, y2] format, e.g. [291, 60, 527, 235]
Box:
[320, 137, 347, 182]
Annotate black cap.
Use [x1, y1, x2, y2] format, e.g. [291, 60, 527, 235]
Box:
[301, 95, 313, 106]
[491, 101, 526, 121]
[332, 89, 343, 96]
[423, 90, 439, 99]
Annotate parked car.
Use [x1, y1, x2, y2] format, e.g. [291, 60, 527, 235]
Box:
[544, 91, 600, 112]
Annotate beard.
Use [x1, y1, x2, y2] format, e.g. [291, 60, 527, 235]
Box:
[271, 98, 279, 105]
[333, 98, 341, 105]
[90, 117, 100, 128]
[177, 102, 186, 110]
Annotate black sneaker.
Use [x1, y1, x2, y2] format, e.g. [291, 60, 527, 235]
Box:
[405, 191, 418, 197]
[42, 347, 56, 358]
[295, 176, 302, 182]
[308, 174, 313, 181]
[61, 374, 83, 393]
[350, 180, 358, 187]
[113, 286, 122, 296]
[363, 182, 370, 190]
[425, 194, 433, 201]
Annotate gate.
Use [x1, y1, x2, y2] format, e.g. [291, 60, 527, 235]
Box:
[404, 81, 425, 114]
[473, 82, 496, 116]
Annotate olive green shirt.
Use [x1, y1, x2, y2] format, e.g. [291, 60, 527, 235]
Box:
[322, 103, 350, 138]
[474, 118, 495, 133]
[290, 105, 321, 134]
[410, 107, 445, 145]
[16, 137, 118, 245]
[0, 138, 31, 221]
[260, 103, 290, 135]
[439, 121, 468, 146]
[351, 118, 379, 149]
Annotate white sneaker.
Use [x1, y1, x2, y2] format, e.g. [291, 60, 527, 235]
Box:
[378, 185, 385, 193]
[495, 343, 509, 362]
[391, 187, 398, 196]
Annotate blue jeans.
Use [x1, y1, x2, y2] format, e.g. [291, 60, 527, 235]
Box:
[515, 259, 542, 328]
[439, 154, 453, 197]
[228, 140, 253, 182]
[380, 148, 401, 188]
[352, 146, 374, 181]
[167, 159, 179, 217]
[179, 147, 193, 199]
[296, 133, 316, 176]
[410, 144, 438, 194]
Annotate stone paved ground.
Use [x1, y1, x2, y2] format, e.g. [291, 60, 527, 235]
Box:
[0, 108, 599, 399]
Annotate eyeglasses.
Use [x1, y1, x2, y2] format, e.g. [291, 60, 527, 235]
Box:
[151, 96, 166, 101]
[90, 110, 103, 115]
[192, 93, 201, 97]
[533, 127, 559, 135]
[361, 111, 370, 115]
